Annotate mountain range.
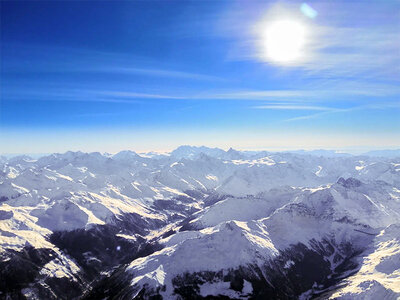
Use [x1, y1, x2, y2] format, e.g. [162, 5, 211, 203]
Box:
[1, 146, 399, 299]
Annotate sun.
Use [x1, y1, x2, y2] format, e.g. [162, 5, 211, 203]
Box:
[263, 19, 307, 64]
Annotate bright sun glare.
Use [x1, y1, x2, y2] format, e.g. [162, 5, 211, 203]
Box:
[263, 19, 307, 64]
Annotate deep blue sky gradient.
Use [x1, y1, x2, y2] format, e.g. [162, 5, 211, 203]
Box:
[1, 1, 399, 153]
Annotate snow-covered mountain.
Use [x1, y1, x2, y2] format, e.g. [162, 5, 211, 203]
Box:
[362, 149, 400, 158]
[1, 146, 399, 299]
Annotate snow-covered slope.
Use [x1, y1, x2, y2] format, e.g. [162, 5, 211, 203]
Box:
[116, 178, 400, 299]
[0, 146, 399, 299]
[327, 223, 400, 299]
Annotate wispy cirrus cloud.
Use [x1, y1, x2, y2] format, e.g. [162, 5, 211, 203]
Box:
[93, 67, 224, 81]
[2, 43, 224, 82]
[300, 26, 400, 79]
[2, 89, 143, 104]
[97, 91, 186, 100]
[5, 85, 400, 105]
[283, 109, 346, 122]
[100, 89, 313, 101]
[98, 80, 400, 101]
[283, 102, 400, 122]
[201, 90, 312, 100]
[253, 104, 334, 111]
[0, 87, 340, 104]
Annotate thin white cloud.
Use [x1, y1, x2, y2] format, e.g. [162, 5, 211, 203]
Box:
[71, 112, 129, 118]
[283, 111, 337, 122]
[3, 43, 225, 82]
[101, 67, 224, 81]
[202, 90, 312, 99]
[6, 86, 400, 104]
[97, 91, 185, 99]
[99, 85, 400, 101]
[253, 105, 333, 110]
[301, 26, 400, 79]
[283, 102, 400, 122]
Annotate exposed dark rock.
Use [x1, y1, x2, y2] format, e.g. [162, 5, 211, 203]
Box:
[203, 194, 230, 207]
[111, 213, 166, 236]
[120, 239, 363, 300]
[337, 177, 362, 188]
[178, 215, 199, 232]
[0, 246, 56, 298]
[0, 210, 13, 220]
[50, 224, 150, 279]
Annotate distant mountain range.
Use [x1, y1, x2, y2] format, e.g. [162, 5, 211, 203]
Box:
[1, 146, 399, 299]
[2, 146, 400, 160]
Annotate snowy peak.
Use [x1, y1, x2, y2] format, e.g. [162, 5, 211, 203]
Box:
[170, 145, 226, 159]
[112, 150, 142, 161]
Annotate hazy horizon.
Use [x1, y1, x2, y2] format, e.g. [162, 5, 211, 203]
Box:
[2, 144, 400, 159]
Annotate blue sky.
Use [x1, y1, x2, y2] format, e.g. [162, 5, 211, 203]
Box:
[1, 0, 399, 153]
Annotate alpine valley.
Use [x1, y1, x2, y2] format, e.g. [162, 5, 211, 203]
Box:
[1, 146, 400, 300]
